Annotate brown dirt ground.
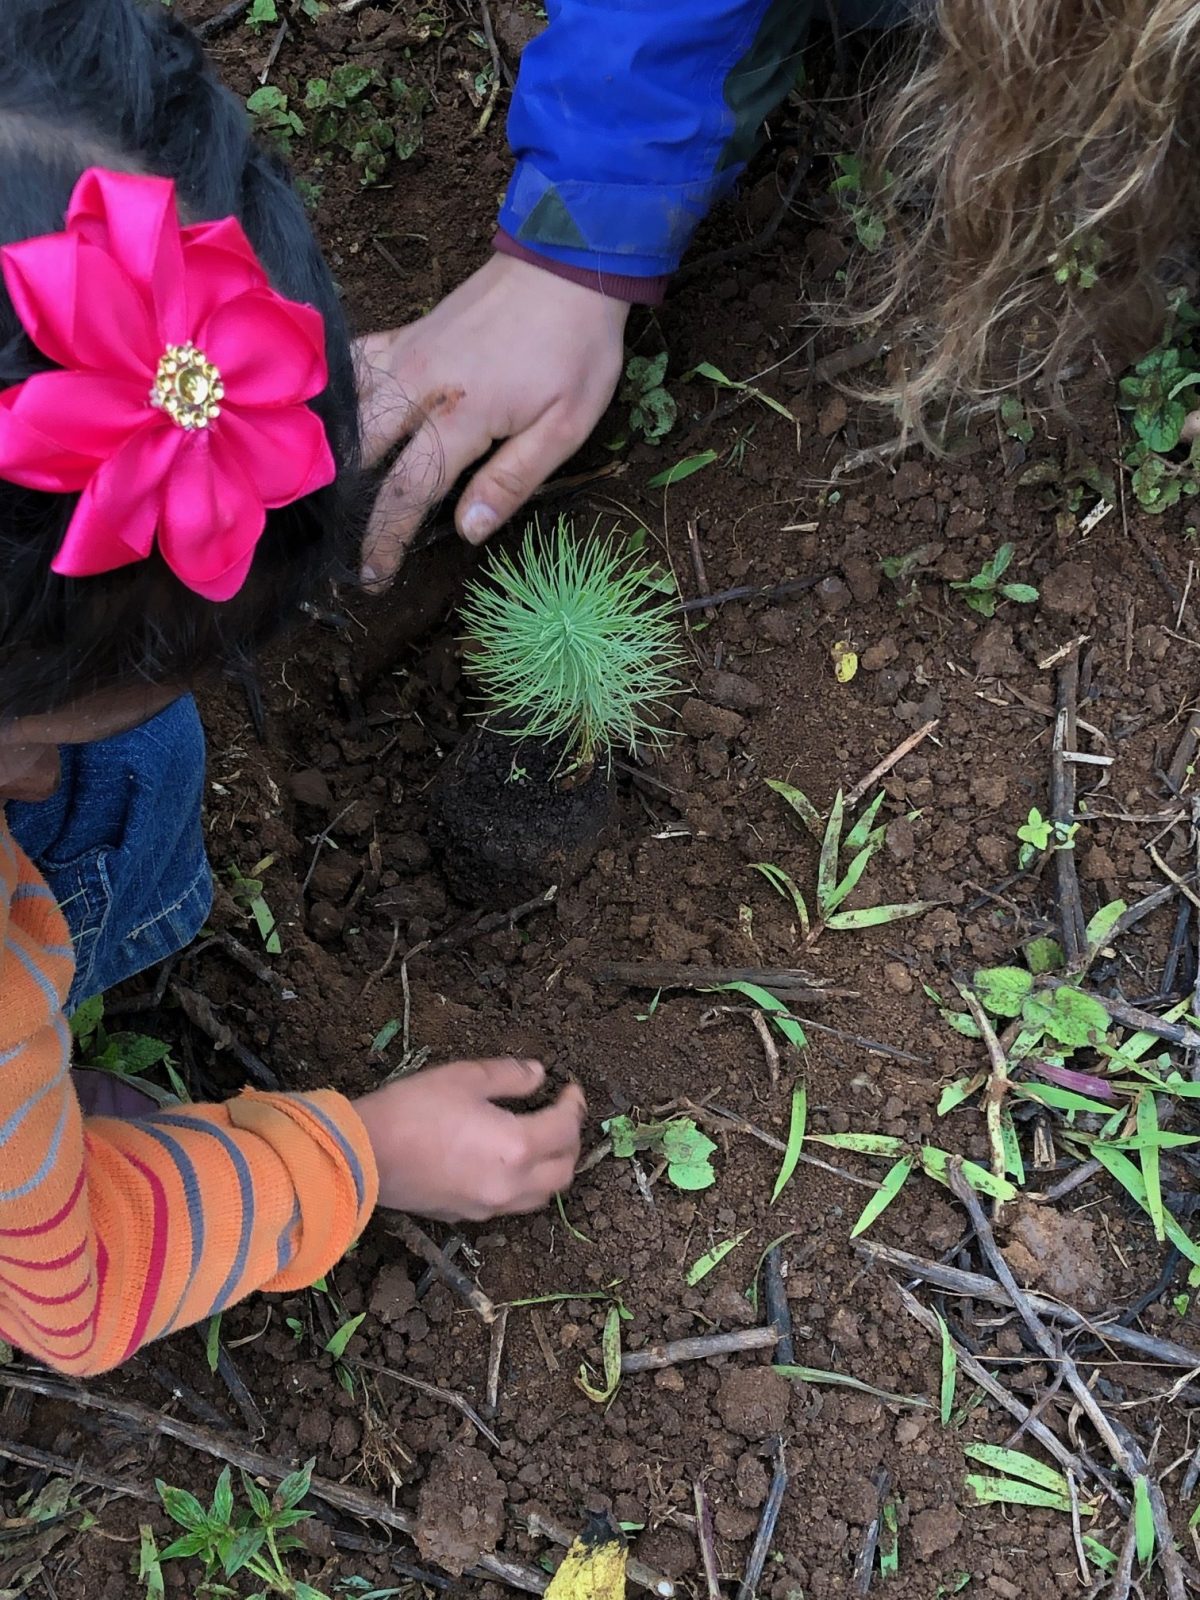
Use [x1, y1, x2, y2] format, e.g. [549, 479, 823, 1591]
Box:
[5, 5, 1200, 1599]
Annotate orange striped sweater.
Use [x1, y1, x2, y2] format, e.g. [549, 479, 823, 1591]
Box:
[0, 817, 378, 1375]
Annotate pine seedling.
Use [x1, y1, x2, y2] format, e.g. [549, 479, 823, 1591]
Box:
[460, 519, 684, 768]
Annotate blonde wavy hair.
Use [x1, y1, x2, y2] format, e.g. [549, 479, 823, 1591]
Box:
[864, 0, 1200, 424]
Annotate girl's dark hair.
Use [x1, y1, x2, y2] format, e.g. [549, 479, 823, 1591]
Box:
[0, 0, 361, 720]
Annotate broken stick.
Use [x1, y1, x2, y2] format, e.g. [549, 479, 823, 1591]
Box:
[621, 1325, 778, 1373]
[380, 1211, 498, 1324]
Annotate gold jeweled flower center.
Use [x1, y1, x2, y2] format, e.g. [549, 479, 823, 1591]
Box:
[150, 343, 225, 431]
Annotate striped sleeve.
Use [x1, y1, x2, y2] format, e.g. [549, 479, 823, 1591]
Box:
[0, 822, 378, 1376]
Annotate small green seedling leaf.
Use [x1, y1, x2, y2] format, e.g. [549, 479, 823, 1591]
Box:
[817, 790, 845, 916]
[646, 450, 718, 489]
[825, 901, 934, 930]
[766, 778, 824, 840]
[1137, 1091, 1165, 1243]
[771, 1083, 808, 1203]
[1000, 1110, 1026, 1185]
[849, 1155, 913, 1239]
[324, 1312, 366, 1361]
[576, 1305, 622, 1403]
[920, 1146, 1017, 1202]
[937, 1073, 986, 1115]
[750, 862, 810, 936]
[204, 1313, 222, 1375]
[1021, 985, 1110, 1049]
[138, 1526, 165, 1600]
[878, 1500, 899, 1577]
[775, 1364, 930, 1408]
[1091, 1143, 1200, 1269]
[964, 1445, 1068, 1493]
[1025, 935, 1064, 975]
[973, 966, 1033, 1018]
[715, 981, 808, 1048]
[660, 1119, 719, 1190]
[925, 984, 983, 1039]
[935, 1309, 956, 1425]
[685, 1231, 748, 1286]
[370, 1019, 402, 1054]
[845, 791, 887, 855]
[1133, 1476, 1155, 1566]
[810, 1131, 906, 1156]
[966, 1475, 1072, 1514]
[1085, 899, 1128, 949]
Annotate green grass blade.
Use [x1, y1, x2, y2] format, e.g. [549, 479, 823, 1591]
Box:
[745, 1230, 798, 1309]
[848, 1155, 913, 1238]
[1137, 1091, 1165, 1243]
[809, 1131, 906, 1156]
[826, 838, 881, 914]
[714, 980, 808, 1048]
[646, 450, 718, 489]
[963, 1445, 1068, 1494]
[324, 1311, 366, 1360]
[1092, 1143, 1200, 1268]
[1133, 1476, 1155, 1566]
[1000, 1110, 1026, 1185]
[766, 778, 825, 840]
[203, 1313, 222, 1375]
[817, 790, 845, 916]
[771, 1084, 807, 1203]
[750, 862, 811, 937]
[845, 791, 887, 855]
[826, 901, 934, 930]
[685, 1231, 747, 1286]
[920, 1146, 1017, 1201]
[774, 1364, 930, 1408]
[935, 1309, 956, 1425]
[966, 1476, 1072, 1514]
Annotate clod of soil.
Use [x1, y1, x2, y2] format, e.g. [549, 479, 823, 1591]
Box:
[910, 1504, 964, 1561]
[1001, 1200, 1110, 1311]
[414, 1441, 506, 1575]
[715, 1365, 792, 1438]
[426, 726, 613, 906]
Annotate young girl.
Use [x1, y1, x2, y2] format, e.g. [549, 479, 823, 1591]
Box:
[0, 0, 583, 1378]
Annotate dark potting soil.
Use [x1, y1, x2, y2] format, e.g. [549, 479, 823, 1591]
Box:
[9, 4, 1200, 1600]
[427, 728, 613, 906]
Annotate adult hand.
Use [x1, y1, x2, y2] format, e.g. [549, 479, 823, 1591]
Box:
[356, 254, 629, 588]
[353, 1056, 586, 1221]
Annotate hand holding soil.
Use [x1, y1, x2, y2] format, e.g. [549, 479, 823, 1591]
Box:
[352, 1056, 585, 1220]
[356, 255, 629, 586]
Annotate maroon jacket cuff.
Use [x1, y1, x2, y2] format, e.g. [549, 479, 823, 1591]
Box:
[492, 229, 670, 306]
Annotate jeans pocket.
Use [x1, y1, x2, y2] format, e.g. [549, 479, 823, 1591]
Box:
[43, 847, 115, 1009]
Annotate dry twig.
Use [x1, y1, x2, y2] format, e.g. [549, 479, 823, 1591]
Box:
[380, 1211, 498, 1324]
[354, 1360, 501, 1451]
[845, 720, 939, 811]
[737, 1437, 788, 1600]
[693, 1482, 722, 1600]
[621, 1326, 778, 1373]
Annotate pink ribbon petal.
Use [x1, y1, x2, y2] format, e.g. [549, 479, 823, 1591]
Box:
[216, 403, 336, 507]
[67, 169, 188, 346]
[0, 372, 151, 491]
[159, 432, 266, 601]
[51, 425, 183, 579]
[1, 236, 158, 378]
[181, 216, 271, 329]
[201, 290, 328, 409]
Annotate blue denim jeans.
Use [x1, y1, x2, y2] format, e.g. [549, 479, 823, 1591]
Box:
[6, 695, 213, 1013]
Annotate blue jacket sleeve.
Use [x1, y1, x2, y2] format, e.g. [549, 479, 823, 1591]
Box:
[498, 0, 813, 283]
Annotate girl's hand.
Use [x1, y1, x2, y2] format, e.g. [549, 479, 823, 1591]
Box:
[352, 1057, 585, 1221]
[356, 255, 629, 588]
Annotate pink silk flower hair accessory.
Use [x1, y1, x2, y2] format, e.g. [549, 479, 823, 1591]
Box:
[0, 166, 335, 601]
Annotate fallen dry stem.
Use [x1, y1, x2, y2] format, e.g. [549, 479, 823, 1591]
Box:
[380, 1211, 498, 1324]
[856, 1240, 1200, 1368]
[621, 1326, 778, 1373]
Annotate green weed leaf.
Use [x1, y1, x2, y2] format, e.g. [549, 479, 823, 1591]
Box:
[826, 901, 934, 930]
[766, 778, 825, 839]
[1021, 985, 1110, 1048]
[849, 1155, 913, 1238]
[973, 966, 1034, 1018]
[817, 790, 845, 915]
[324, 1312, 366, 1361]
[660, 1119, 718, 1191]
[935, 1309, 956, 1425]
[685, 1231, 747, 1286]
[1133, 1476, 1155, 1566]
[646, 450, 718, 489]
[774, 1363, 929, 1408]
[771, 1084, 807, 1203]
